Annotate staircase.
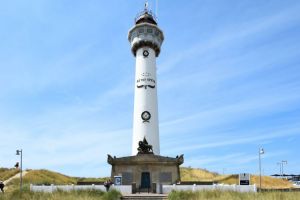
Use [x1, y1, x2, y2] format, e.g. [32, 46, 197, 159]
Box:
[121, 193, 168, 200]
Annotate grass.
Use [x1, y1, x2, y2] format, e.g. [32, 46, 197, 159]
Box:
[168, 190, 300, 200]
[2, 189, 299, 200]
[180, 167, 293, 189]
[4, 169, 78, 194]
[7, 169, 76, 187]
[76, 177, 109, 183]
[1, 169, 121, 200]
[0, 168, 19, 181]
[0, 187, 121, 200]
[181, 167, 218, 181]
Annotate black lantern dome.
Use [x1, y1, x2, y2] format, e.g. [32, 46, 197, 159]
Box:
[135, 2, 157, 25]
[135, 10, 157, 25]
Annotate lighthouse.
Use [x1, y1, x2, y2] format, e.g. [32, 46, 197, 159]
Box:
[107, 4, 183, 189]
[128, 4, 164, 155]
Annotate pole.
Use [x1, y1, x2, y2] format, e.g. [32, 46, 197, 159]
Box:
[282, 162, 284, 178]
[281, 161, 287, 179]
[259, 149, 261, 192]
[20, 149, 22, 193]
[258, 147, 264, 192]
[277, 162, 282, 178]
[156, 0, 158, 17]
[280, 163, 282, 177]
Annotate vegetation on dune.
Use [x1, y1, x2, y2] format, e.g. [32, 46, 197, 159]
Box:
[4, 169, 77, 194]
[1, 169, 121, 200]
[180, 167, 219, 181]
[180, 167, 293, 189]
[0, 187, 121, 200]
[76, 177, 109, 183]
[0, 168, 19, 181]
[5, 169, 108, 185]
[7, 169, 77, 187]
[168, 190, 300, 200]
[251, 175, 293, 189]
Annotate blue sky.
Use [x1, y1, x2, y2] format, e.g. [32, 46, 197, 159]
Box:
[0, 0, 300, 178]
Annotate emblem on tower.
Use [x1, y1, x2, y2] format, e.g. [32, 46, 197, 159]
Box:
[143, 50, 149, 57]
[141, 111, 151, 123]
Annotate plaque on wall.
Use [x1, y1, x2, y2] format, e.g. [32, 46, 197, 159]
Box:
[122, 172, 133, 185]
[159, 172, 172, 183]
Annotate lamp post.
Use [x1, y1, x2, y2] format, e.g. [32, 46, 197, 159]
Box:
[277, 162, 282, 177]
[16, 149, 23, 193]
[258, 147, 264, 191]
[281, 160, 288, 178]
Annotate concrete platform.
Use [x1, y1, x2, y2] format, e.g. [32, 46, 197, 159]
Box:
[121, 193, 168, 200]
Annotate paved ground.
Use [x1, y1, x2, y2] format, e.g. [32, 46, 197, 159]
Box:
[123, 193, 167, 197]
[121, 193, 168, 200]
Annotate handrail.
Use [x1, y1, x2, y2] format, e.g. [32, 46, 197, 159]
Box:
[135, 9, 157, 23]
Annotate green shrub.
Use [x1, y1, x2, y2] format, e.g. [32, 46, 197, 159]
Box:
[0, 187, 121, 200]
[168, 190, 300, 200]
[102, 189, 122, 200]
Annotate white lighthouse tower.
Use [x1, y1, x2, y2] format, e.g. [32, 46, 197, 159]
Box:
[128, 4, 164, 155]
[107, 4, 183, 187]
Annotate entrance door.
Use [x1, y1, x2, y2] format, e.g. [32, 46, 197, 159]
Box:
[141, 172, 150, 189]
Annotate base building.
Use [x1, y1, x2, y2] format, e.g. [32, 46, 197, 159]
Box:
[108, 153, 183, 192]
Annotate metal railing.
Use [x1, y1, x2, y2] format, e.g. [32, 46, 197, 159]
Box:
[135, 9, 157, 23]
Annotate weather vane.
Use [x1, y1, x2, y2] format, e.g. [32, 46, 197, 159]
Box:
[144, 0, 149, 11]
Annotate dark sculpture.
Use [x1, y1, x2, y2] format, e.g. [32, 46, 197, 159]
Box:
[176, 154, 184, 165]
[107, 154, 114, 164]
[137, 137, 153, 154]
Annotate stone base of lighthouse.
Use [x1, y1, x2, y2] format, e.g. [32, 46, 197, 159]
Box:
[107, 154, 183, 193]
[107, 138, 184, 193]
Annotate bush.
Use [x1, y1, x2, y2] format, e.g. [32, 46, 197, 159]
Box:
[102, 189, 122, 200]
[0, 187, 121, 200]
[168, 190, 300, 200]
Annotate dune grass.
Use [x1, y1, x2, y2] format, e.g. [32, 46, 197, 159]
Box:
[4, 169, 78, 194]
[181, 167, 218, 181]
[1, 169, 121, 200]
[6, 169, 76, 187]
[180, 167, 293, 189]
[1, 189, 299, 200]
[168, 190, 300, 200]
[76, 177, 109, 183]
[0, 187, 121, 200]
[0, 168, 19, 181]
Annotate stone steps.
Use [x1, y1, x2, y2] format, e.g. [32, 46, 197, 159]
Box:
[121, 193, 168, 200]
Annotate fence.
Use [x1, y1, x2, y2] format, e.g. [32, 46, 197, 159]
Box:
[30, 184, 256, 194]
[162, 184, 257, 193]
[30, 184, 131, 194]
